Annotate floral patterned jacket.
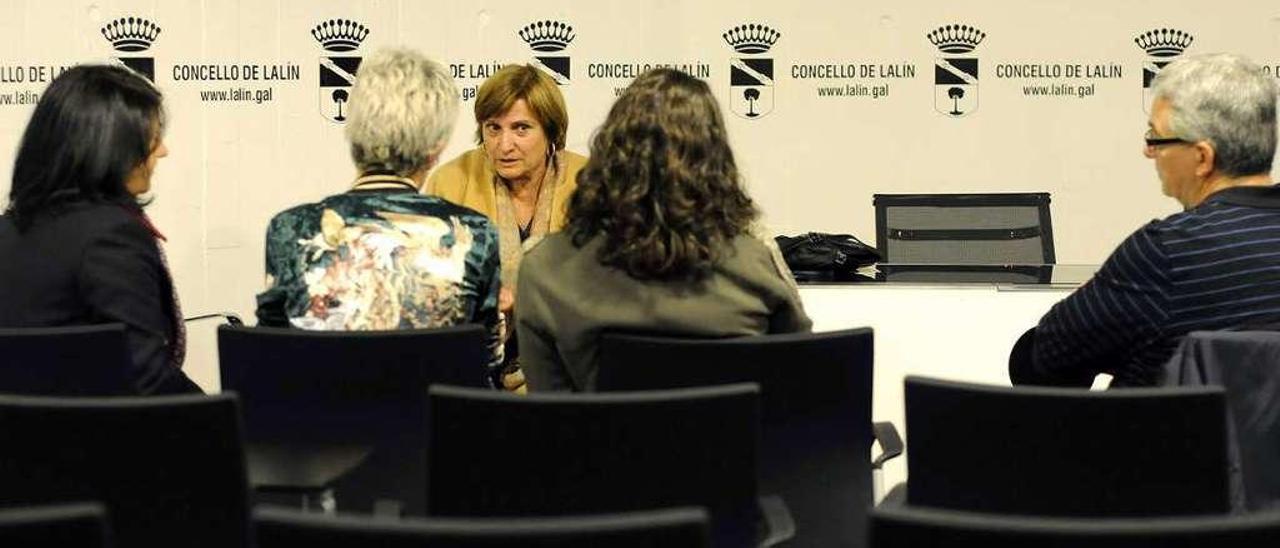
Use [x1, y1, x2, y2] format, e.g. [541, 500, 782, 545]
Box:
[256, 178, 504, 385]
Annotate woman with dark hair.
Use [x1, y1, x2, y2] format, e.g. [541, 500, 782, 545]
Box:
[516, 68, 812, 392]
[0, 64, 198, 395]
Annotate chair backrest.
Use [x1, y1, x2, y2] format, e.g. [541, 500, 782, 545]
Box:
[870, 505, 1280, 548]
[0, 324, 132, 396]
[596, 328, 874, 547]
[427, 384, 759, 542]
[218, 324, 488, 514]
[874, 263, 1053, 284]
[218, 324, 488, 445]
[0, 503, 111, 548]
[874, 193, 1055, 264]
[904, 376, 1230, 516]
[0, 393, 250, 548]
[254, 506, 711, 548]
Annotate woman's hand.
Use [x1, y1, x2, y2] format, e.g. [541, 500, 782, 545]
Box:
[499, 286, 515, 315]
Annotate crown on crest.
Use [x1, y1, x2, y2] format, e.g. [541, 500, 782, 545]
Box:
[722, 24, 780, 54]
[311, 19, 369, 52]
[100, 17, 161, 52]
[519, 20, 574, 52]
[1134, 28, 1193, 57]
[927, 24, 985, 54]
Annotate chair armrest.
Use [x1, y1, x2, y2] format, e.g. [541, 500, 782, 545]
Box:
[372, 499, 403, 519]
[184, 312, 244, 326]
[872, 421, 904, 469]
[247, 443, 373, 490]
[879, 482, 907, 507]
[756, 494, 795, 547]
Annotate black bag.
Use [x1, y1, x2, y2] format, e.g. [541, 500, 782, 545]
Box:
[775, 233, 881, 275]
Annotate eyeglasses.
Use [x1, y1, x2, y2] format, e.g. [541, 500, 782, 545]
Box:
[1145, 129, 1191, 148]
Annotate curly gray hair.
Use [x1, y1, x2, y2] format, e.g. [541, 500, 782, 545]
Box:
[1152, 53, 1278, 177]
[345, 47, 459, 177]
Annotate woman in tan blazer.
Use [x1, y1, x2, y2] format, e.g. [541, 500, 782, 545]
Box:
[427, 64, 587, 389]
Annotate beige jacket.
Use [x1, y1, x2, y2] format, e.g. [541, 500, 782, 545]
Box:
[426, 148, 587, 231]
[426, 148, 587, 287]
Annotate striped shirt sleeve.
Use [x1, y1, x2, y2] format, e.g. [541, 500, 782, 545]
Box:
[1017, 223, 1170, 386]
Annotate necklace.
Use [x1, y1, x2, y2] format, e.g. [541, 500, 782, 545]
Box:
[510, 170, 547, 228]
[351, 173, 418, 192]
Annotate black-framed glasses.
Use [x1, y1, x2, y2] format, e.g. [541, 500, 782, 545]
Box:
[1145, 129, 1190, 148]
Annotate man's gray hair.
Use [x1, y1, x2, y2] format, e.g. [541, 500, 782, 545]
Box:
[345, 47, 459, 177]
[1152, 53, 1278, 177]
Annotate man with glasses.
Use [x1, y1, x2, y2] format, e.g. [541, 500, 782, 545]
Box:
[1010, 53, 1279, 387]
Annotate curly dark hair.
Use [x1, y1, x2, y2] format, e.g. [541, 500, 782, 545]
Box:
[567, 68, 758, 281]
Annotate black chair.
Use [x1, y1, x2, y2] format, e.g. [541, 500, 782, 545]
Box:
[597, 328, 901, 548]
[873, 192, 1055, 266]
[0, 503, 111, 548]
[899, 376, 1230, 516]
[254, 505, 711, 547]
[218, 324, 488, 515]
[427, 383, 792, 548]
[0, 393, 251, 548]
[870, 504, 1280, 547]
[0, 324, 132, 395]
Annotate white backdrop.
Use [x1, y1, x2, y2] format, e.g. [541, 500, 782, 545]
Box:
[0, 0, 1278, 321]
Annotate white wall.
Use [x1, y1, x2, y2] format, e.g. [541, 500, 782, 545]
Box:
[0, 0, 1278, 322]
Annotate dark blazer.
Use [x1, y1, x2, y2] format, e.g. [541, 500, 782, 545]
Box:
[1164, 330, 1280, 512]
[0, 202, 199, 395]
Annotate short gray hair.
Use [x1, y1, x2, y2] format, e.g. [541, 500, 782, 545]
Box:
[1152, 53, 1278, 177]
[345, 47, 459, 177]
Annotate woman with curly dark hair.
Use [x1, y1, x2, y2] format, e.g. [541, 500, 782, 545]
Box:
[516, 68, 811, 391]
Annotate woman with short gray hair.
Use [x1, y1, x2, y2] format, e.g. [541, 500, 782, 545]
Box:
[256, 47, 507, 387]
[345, 48, 459, 178]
